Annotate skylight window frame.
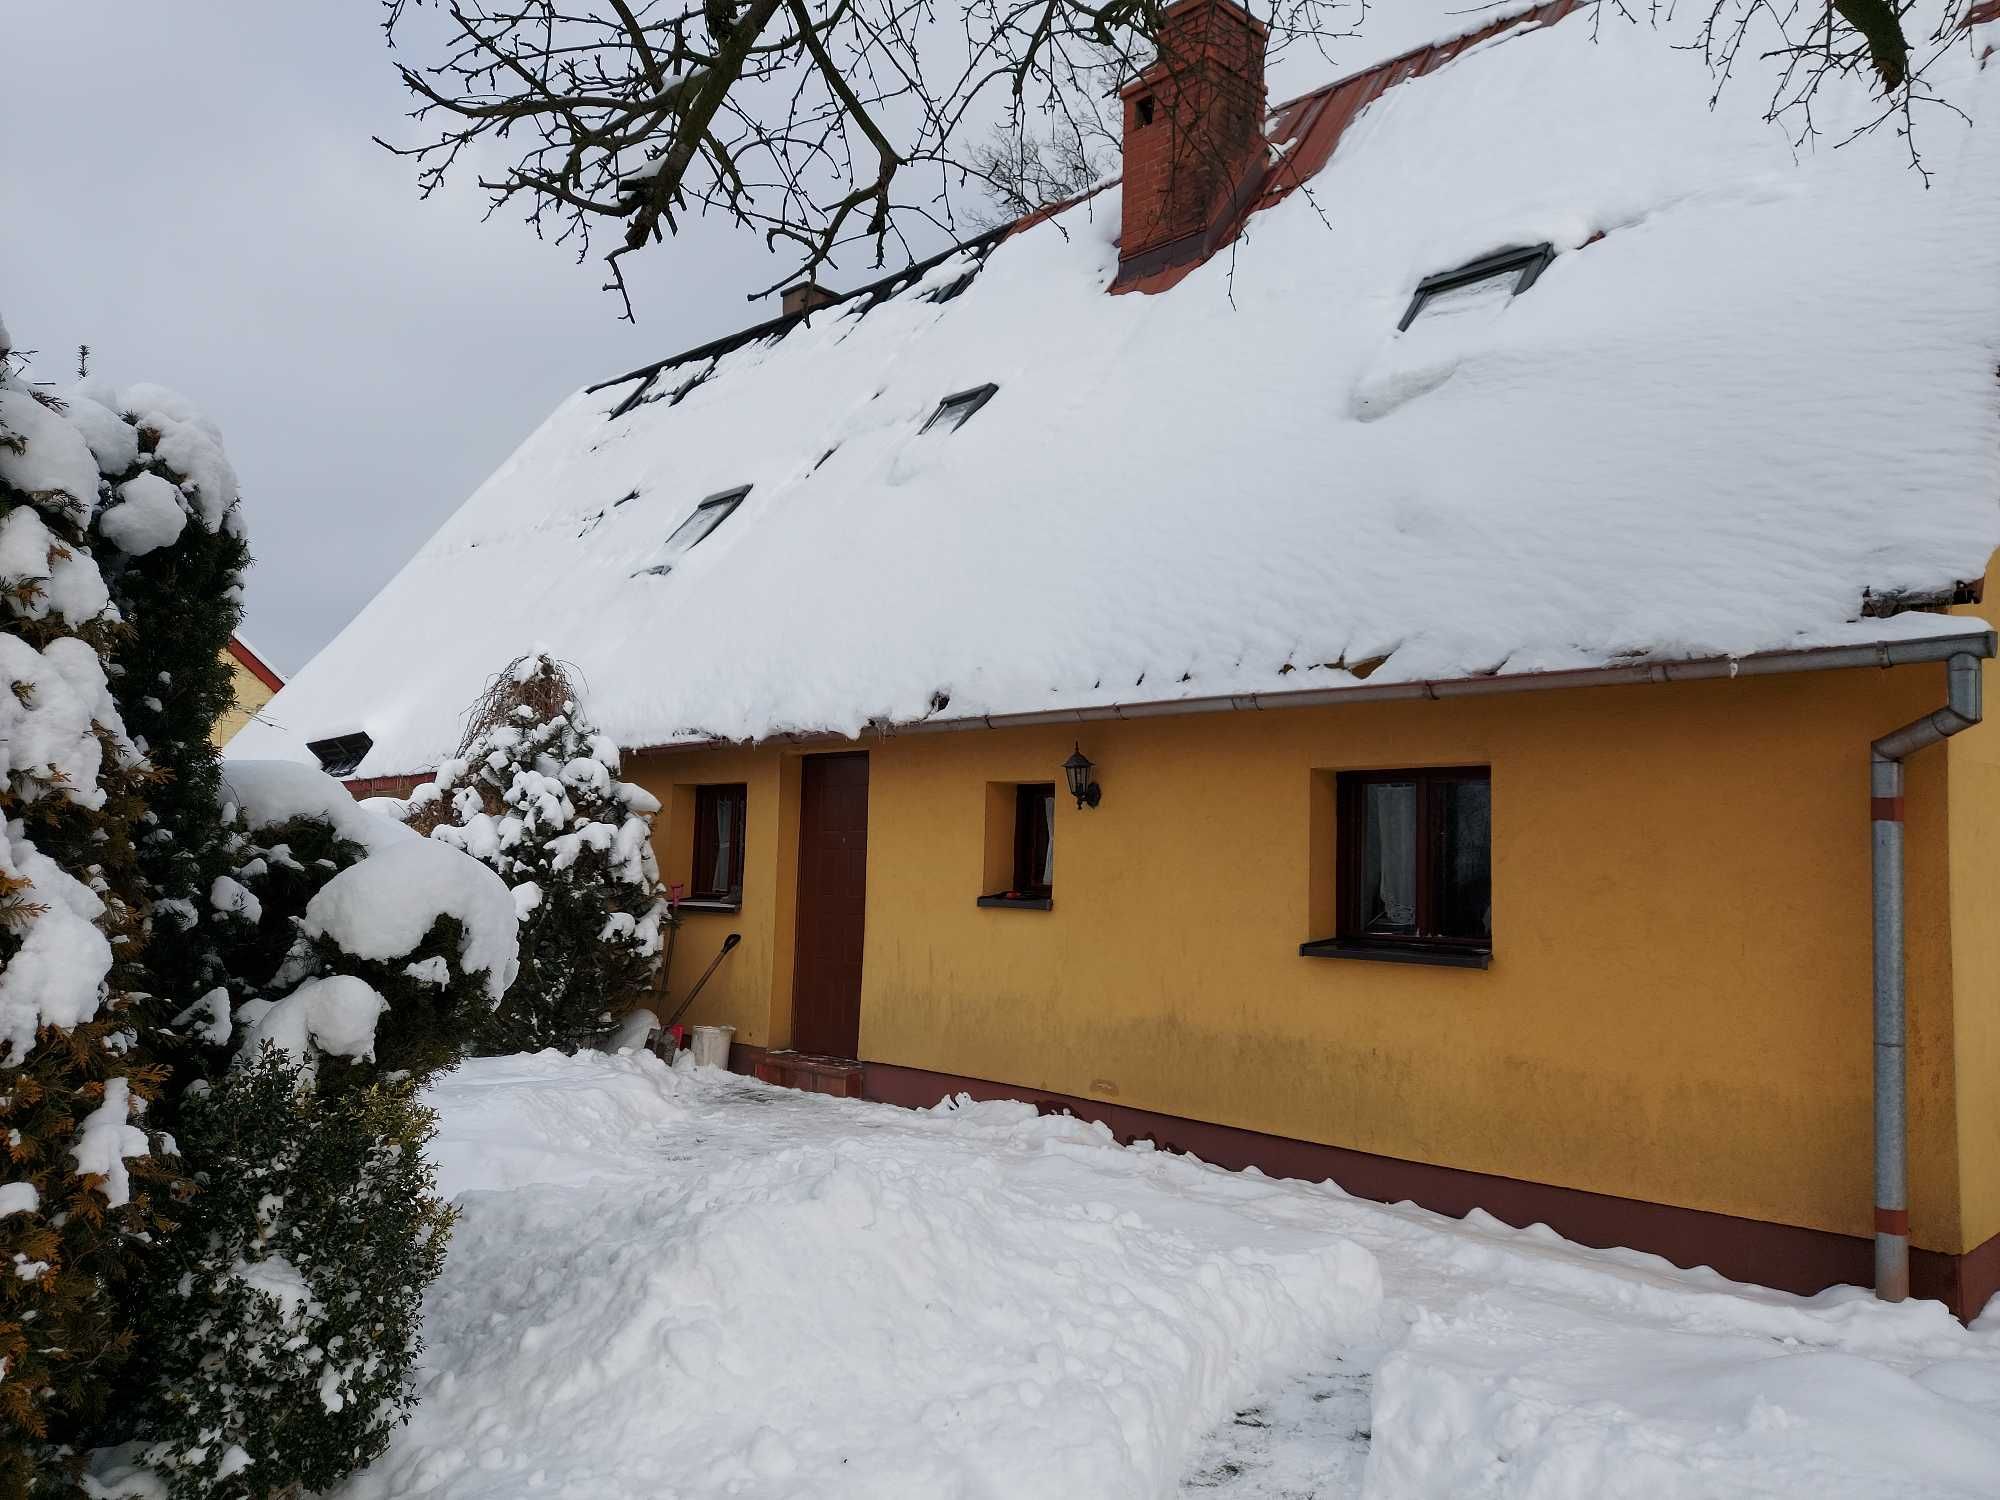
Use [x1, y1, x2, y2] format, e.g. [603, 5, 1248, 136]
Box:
[639, 484, 750, 576]
[1397, 243, 1555, 333]
[922, 383, 999, 434]
[928, 270, 977, 305]
[306, 731, 373, 779]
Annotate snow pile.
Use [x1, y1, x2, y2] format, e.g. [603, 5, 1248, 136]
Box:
[95, 471, 187, 556]
[69, 379, 241, 529]
[233, 9, 2000, 773]
[0, 819, 113, 1059]
[234, 974, 388, 1068]
[335, 1054, 2000, 1500]
[343, 1053, 1384, 1499]
[220, 759, 416, 853]
[1367, 1287, 2000, 1498]
[68, 1077, 149, 1210]
[303, 839, 520, 1002]
[0, 1181, 38, 1217]
[0, 385, 101, 520]
[0, 505, 111, 624]
[0, 635, 129, 810]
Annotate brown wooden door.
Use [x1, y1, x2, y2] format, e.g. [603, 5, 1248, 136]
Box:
[792, 752, 868, 1058]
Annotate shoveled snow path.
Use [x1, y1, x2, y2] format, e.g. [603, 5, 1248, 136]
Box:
[352, 1054, 2000, 1500]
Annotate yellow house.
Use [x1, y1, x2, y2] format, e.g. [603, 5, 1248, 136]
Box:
[229, 0, 2000, 1317]
[213, 635, 284, 746]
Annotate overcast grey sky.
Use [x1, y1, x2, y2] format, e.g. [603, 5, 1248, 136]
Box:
[1, 3, 878, 674]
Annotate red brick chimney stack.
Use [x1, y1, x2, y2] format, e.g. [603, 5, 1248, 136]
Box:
[1118, 0, 1270, 269]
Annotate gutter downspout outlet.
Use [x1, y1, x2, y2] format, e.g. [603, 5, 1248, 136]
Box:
[1868, 651, 1982, 1302]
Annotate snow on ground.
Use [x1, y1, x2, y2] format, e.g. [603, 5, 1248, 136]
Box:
[347, 1053, 2000, 1500]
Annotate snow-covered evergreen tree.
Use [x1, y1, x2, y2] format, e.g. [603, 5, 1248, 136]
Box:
[76, 377, 252, 1017]
[410, 654, 670, 1053]
[0, 320, 181, 1496]
[0, 320, 518, 1498]
[204, 761, 521, 1085]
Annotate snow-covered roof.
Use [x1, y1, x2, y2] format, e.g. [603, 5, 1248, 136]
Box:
[232, 4, 2000, 777]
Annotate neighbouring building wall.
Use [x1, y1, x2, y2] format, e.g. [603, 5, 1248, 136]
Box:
[213, 648, 278, 746]
[637, 659, 1973, 1257]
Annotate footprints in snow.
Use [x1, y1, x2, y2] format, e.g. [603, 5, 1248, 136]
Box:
[1179, 1361, 1372, 1498]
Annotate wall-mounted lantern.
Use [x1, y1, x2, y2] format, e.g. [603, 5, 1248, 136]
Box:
[1063, 744, 1101, 809]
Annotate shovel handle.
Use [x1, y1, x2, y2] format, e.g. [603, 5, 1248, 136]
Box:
[664, 932, 742, 1032]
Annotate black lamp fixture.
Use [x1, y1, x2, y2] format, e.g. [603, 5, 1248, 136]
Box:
[1062, 744, 1101, 809]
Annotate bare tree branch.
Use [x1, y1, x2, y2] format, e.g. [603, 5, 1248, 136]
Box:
[376, 0, 1974, 317]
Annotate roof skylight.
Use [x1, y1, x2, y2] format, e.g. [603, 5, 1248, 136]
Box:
[1399, 244, 1554, 332]
[928, 270, 977, 304]
[636, 486, 750, 576]
[307, 731, 373, 778]
[922, 384, 999, 434]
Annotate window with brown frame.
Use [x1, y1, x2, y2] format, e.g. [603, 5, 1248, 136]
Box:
[978, 782, 1055, 909]
[690, 783, 746, 904]
[1303, 767, 1491, 967]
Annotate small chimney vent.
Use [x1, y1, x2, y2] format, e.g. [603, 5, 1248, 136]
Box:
[782, 281, 839, 318]
[1117, 0, 1269, 274]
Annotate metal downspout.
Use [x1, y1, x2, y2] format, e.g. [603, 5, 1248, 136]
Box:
[1868, 652, 1983, 1302]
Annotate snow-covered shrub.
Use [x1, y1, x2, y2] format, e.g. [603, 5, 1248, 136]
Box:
[0, 322, 182, 1494]
[126, 764, 510, 1496]
[409, 654, 669, 1054]
[134, 1046, 452, 1500]
[208, 761, 519, 1087]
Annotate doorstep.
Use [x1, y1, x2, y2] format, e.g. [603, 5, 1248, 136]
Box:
[754, 1050, 865, 1098]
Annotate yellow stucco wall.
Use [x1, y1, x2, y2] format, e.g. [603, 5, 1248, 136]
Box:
[635, 655, 1991, 1254]
[212, 651, 277, 746]
[1947, 602, 2000, 1257]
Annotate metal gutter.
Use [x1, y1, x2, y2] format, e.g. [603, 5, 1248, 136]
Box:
[628, 629, 1998, 754]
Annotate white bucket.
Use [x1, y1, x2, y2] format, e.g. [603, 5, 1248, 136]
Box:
[689, 1024, 736, 1069]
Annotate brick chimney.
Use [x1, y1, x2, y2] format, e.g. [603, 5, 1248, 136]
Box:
[1118, 0, 1269, 271]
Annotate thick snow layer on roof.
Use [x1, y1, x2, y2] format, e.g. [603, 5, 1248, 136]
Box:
[234, 16, 2000, 775]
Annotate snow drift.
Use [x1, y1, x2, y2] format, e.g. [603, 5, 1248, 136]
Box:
[344, 1052, 1384, 1499]
[338, 1053, 2000, 1500]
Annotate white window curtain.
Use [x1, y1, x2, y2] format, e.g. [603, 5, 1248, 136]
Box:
[711, 798, 735, 891]
[1368, 784, 1417, 928]
[1039, 792, 1055, 888]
